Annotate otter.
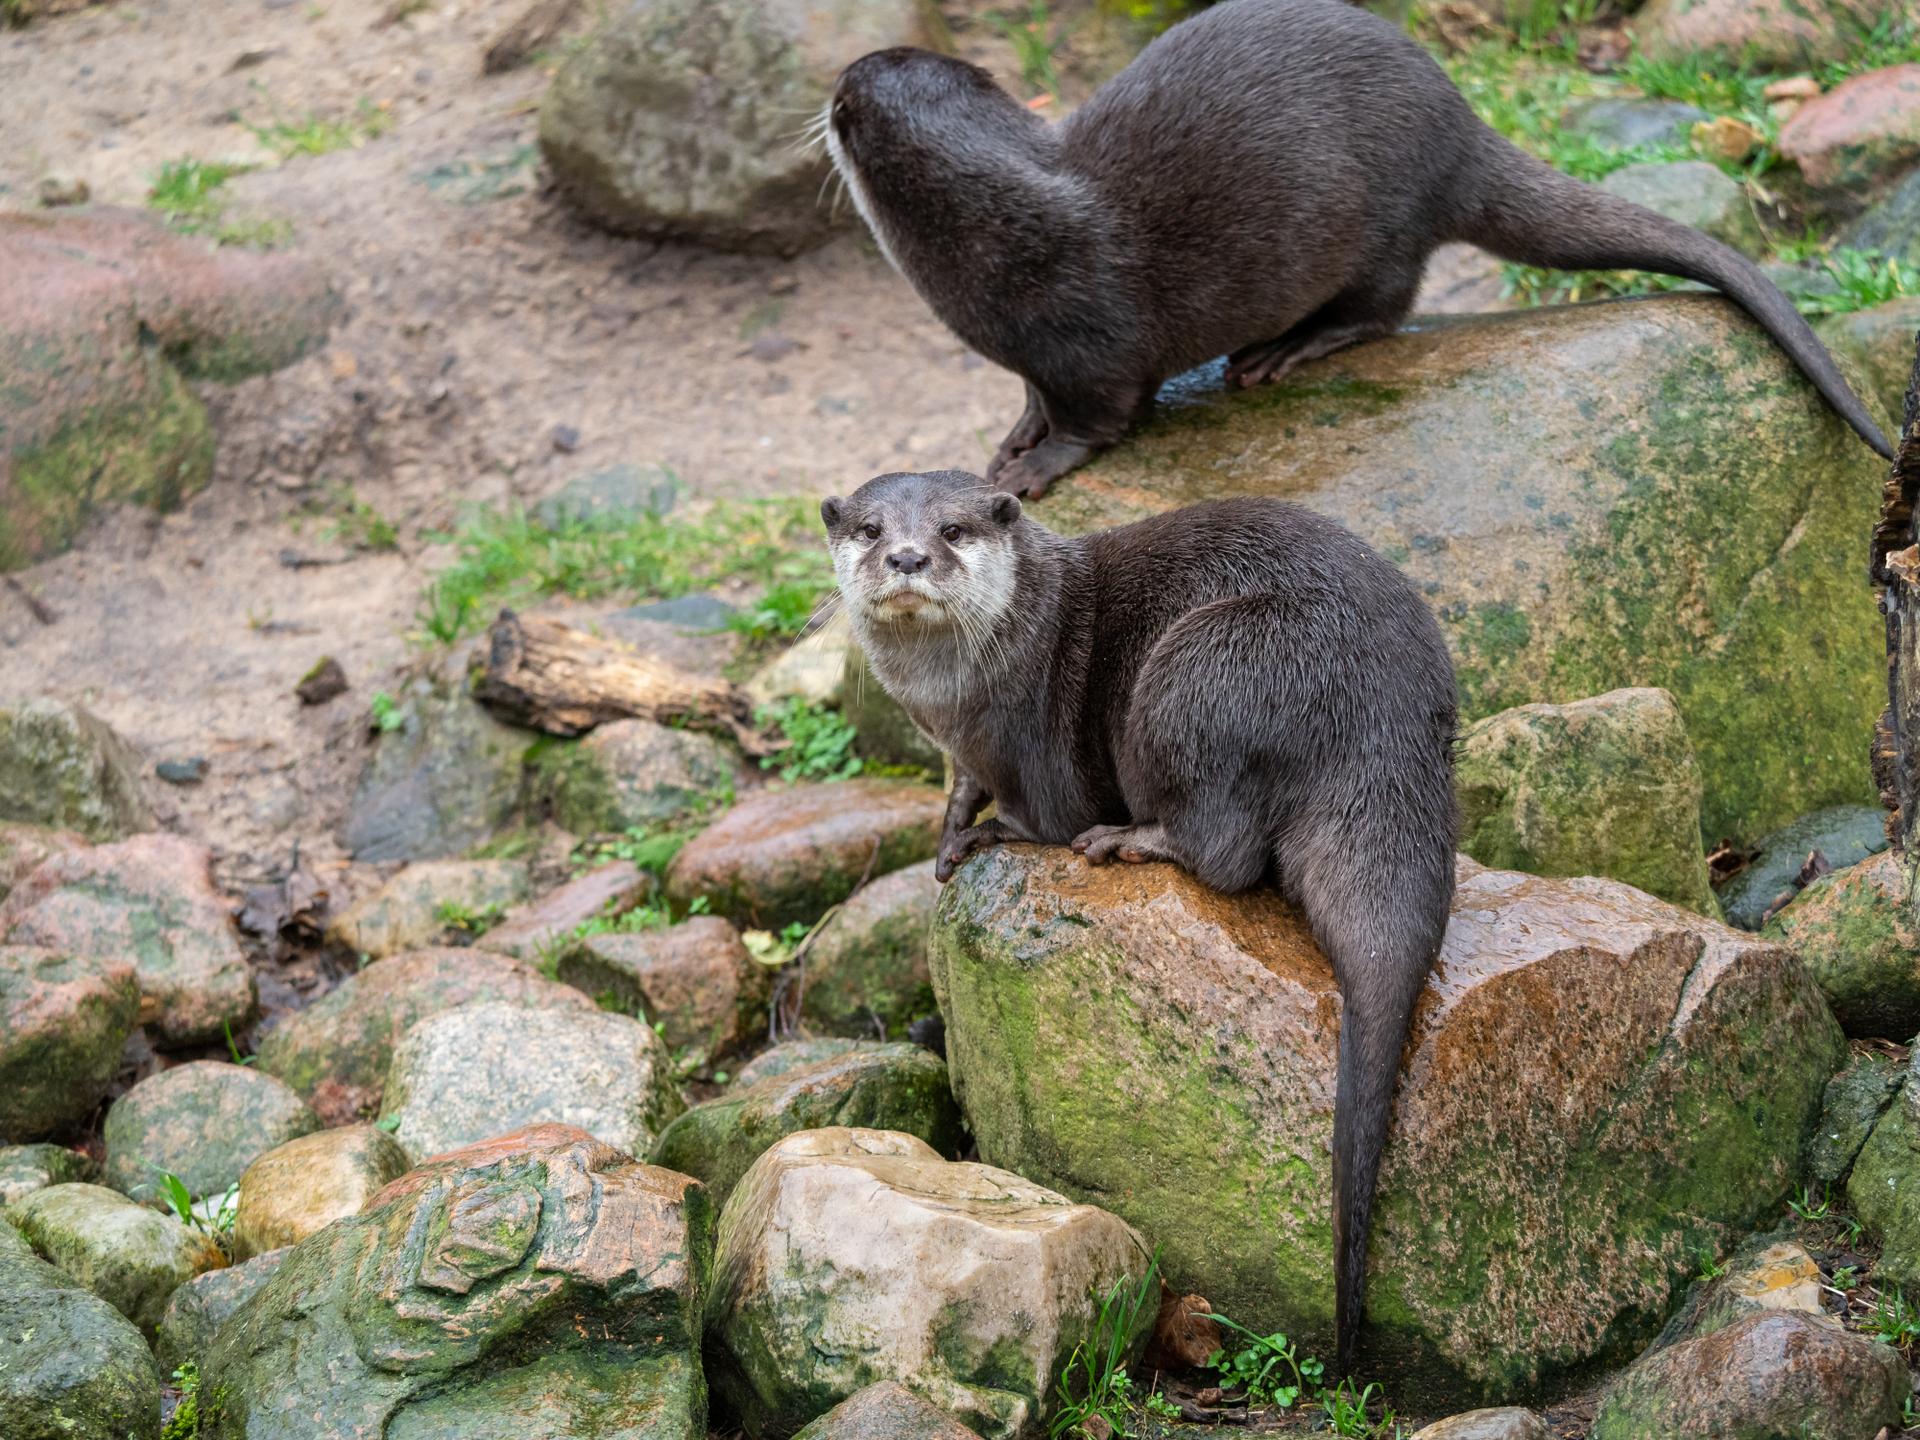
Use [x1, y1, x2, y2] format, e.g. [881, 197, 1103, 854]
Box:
[824, 0, 1893, 498]
[822, 469, 1458, 1371]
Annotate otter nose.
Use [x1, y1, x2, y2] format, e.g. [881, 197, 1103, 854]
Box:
[886, 548, 930, 575]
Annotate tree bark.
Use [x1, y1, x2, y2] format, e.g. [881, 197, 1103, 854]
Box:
[1871, 329, 1920, 867]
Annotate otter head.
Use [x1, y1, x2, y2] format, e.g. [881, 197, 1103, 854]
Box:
[821, 470, 1023, 638]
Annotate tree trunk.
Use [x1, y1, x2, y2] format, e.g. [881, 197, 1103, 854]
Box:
[1871, 330, 1920, 870]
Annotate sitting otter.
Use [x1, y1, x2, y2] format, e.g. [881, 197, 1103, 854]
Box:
[822, 469, 1458, 1371]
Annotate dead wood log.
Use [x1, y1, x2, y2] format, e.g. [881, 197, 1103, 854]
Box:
[1871, 326, 1920, 859]
[471, 609, 769, 752]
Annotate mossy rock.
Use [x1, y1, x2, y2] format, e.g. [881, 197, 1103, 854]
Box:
[1038, 297, 1889, 844]
[0, 700, 151, 841]
[0, 1234, 161, 1440]
[1766, 850, 1920, 1037]
[799, 861, 941, 1038]
[1808, 1050, 1902, 1189]
[0, 1143, 98, 1206]
[154, 1246, 288, 1374]
[0, 946, 140, 1142]
[1848, 1085, 1920, 1291]
[102, 1061, 320, 1206]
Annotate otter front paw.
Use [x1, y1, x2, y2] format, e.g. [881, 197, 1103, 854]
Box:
[1071, 822, 1176, 865]
[936, 820, 1011, 882]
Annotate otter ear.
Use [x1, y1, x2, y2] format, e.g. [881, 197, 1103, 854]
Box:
[821, 497, 846, 530]
[989, 493, 1022, 526]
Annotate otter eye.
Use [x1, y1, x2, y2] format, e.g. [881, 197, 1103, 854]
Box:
[860, 523, 881, 541]
[941, 524, 964, 543]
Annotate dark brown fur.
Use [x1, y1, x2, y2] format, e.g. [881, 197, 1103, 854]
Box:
[826, 0, 1893, 497]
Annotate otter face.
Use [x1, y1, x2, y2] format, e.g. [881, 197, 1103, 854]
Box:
[821, 470, 1022, 635]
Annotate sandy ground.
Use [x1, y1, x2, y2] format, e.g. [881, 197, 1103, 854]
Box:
[0, 0, 1506, 886]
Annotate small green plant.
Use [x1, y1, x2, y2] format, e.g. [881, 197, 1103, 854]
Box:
[1206, 1314, 1325, 1409]
[578, 822, 701, 879]
[1828, 1265, 1858, 1291]
[1695, 1247, 1728, 1281]
[163, 1361, 203, 1440]
[223, 1020, 256, 1068]
[369, 691, 406, 733]
[728, 579, 831, 642]
[149, 158, 252, 222]
[1866, 1288, 1920, 1348]
[1903, 1394, 1920, 1431]
[1048, 1252, 1160, 1438]
[1321, 1378, 1397, 1438]
[376, 1114, 402, 1133]
[1142, 1388, 1181, 1421]
[1794, 249, 1918, 318]
[309, 486, 399, 552]
[245, 87, 392, 159]
[1787, 1183, 1831, 1222]
[758, 698, 862, 782]
[989, 0, 1065, 98]
[435, 898, 507, 938]
[154, 1171, 239, 1243]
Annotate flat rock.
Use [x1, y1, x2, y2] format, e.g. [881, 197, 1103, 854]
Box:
[231, 1124, 409, 1261]
[538, 0, 940, 255]
[557, 914, 770, 1058]
[154, 1246, 288, 1373]
[1721, 804, 1889, 930]
[380, 1001, 685, 1162]
[255, 947, 593, 1099]
[1561, 97, 1709, 149]
[706, 1128, 1151, 1439]
[1589, 1310, 1904, 1438]
[6, 1182, 223, 1338]
[473, 860, 651, 961]
[0, 821, 88, 902]
[0, 1226, 160, 1440]
[930, 847, 1844, 1400]
[1040, 297, 1890, 844]
[652, 1042, 963, 1210]
[340, 684, 528, 862]
[0, 832, 256, 1047]
[202, 1125, 713, 1440]
[0, 1143, 98, 1206]
[791, 1382, 984, 1440]
[542, 719, 737, 833]
[325, 859, 532, 960]
[1780, 63, 1920, 214]
[103, 1061, 319, 1206]
[1409, 1410, 1547, 1440]
[1596, 161, 1763, 255]
[666, 780, 944, 928]
[798, 860, 940, 1038]
[1632, 0, 1912, 71]
[0, 946, 140, 1141]
[1457, 688, 1714, 913]
[0, 700, 151, 840]
[1809, 1050, 1902, 1186]
[1767, 850, 1918, 1036]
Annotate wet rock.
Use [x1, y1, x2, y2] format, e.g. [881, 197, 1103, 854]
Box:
[1632, 0, 1911, 72]
[1780, 63, 1920, 215]
[103, 1061, 319, 1206]
[799, 860, 940, 1037]
[1408, 1411, 1547, 1440]
[0, 208, 336, 570]
[1655, 1236, 1830, 1350]
[1816, 295, 1920, 430]
[539, 0, 941, 255]
[1456, 688, 1714, 914]
[930, 848, 1844, 1398]
[231, 1124, 409, 1260]
[652, 1043, 963, 1209]
[0, 1143, 98, 1206]
[1766, 850, 1918, 1036]
[666, 780, 944, 928]
[540, 719, 736, 832]
[1588, 1311, 1904, 1439]
[790, 1382, 984, 1440]
[324, 858, 531, 960]
[532, 462, 678, 530]
[154, 1246, 287, 1373]
[556, 914, 770, 1057]
[841, 647, 945, 772]
[473, 860, 651, 960]
[733, 1036, 869, 1086]
[6, 1182, 223, 1338]
[254, 947, 594, 1098]
[1839, 166, 1920, 263]
[0, 1226, 161, 1440]
[202, 1125, 713, 1439]
[1809, 1050, 1902, 1186]
[707, 1128, 1150, 1439]
[0, 821, 87, 902]
[0, 832, 256, 1047]
[1847, 1065, 1920, 1287]
[0, 699, 151, 840]
[1720, 805, 1889, 930]
[340, 684, 528, 862]
[0, 946, 140, 1141]
[1596, 162, 1763, 255]
[1561, 97, 1710, 149]
[1045, 299, 1888, 843]
[380, 1001, 684, 1162]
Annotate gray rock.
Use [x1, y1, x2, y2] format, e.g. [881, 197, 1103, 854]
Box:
[1597, 161, 1763, 255]
[1718, 804, 1890, 929]
[0, 698, 152, 841]
[533, 462, 678, 530]
[539, 0, 942, 254]
[1808, 1051, 1902, 1187]
[1840, 166, 1920, 264]
[618, 594, 739, 630]
[556, 914, 769, 1058]
[0, 820, 88, 902]
[1562, 97, 1710, 150]
[340, 684, 527, 862]
[154, 1246, 288, 1373]
[790, 1382, 985, 1439]
[540, 718, 737, 833]
[324, 859, 532, 960]
[380, 1001, 685, 1162]
[0, 1143, 98, 1206]
[733, 1037, 871, 1087]
[1815, 295, 1920, 434]
[0, 947, 140, 1141]
[1409, 1410, 1547, 1440]
[103, 1061, 320, 1206]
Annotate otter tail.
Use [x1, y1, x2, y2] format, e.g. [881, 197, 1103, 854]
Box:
[1454, 135, 1894, 461]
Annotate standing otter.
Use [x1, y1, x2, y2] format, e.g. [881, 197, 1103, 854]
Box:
[822, 469, 1458, 1371]
[824, 0, 1893, 498]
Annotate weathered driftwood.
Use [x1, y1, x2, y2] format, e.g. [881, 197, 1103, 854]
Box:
[471, 609, 767, 750]
[1871, 328, 1920, 868]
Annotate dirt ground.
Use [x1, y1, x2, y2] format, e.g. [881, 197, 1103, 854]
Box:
[0, 0, 1503, 888]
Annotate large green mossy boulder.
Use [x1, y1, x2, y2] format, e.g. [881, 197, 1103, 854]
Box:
[1040, 297, 1889, 844]
[929, 847, 1843, 1403]
[0, 1230, 160, 1440]
[202, 1125, 713, 1440]
[1849, 1081, 1920, 1290]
